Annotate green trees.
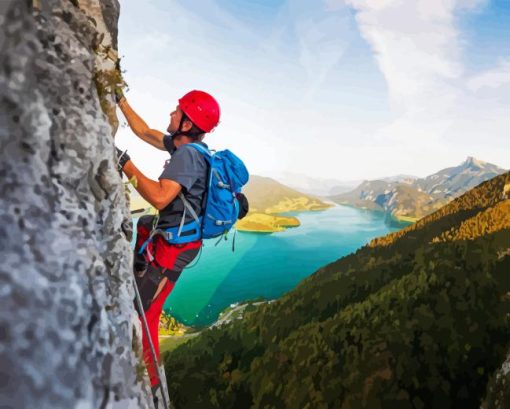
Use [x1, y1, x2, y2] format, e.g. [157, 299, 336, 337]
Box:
[433, 200, 510, 243]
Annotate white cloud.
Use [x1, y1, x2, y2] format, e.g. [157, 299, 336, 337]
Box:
[287, 0, 354, 98]
[345, 0, 464, 110]
[332, 0, 510, 172]
[467, 59, 510, 92]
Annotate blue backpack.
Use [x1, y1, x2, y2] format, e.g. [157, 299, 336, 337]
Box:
[161, 143, 249, 244]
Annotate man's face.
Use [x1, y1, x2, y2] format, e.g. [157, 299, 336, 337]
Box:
[167, 105, 182, 134]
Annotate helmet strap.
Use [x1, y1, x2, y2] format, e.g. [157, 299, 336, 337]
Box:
[169, 114, 188, 140]
[172, 113, 204, 141]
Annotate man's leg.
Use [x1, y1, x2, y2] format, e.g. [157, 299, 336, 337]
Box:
[141, 279, 175, 387]
[139, 240, 202, 386]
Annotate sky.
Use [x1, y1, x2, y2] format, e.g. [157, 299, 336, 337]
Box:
[116, 0, 510, 181]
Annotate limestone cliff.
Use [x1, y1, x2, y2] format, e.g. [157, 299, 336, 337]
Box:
[0, 1, 151, 408]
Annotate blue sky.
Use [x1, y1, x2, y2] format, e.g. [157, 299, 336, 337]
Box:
[461, 0, 510, 71]
[117, 0, 510, 181]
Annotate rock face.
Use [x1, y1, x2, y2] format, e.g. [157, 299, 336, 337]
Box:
[0, 1, 151, 408]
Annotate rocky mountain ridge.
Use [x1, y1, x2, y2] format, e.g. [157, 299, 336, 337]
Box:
[331, 157, 506, 221]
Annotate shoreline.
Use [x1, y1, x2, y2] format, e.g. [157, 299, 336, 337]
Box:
[160, 299, 273, 354]
[392, 214, 419, 223]
[236, 204, 333, 234]
[158, 300, 275, 356]
[334, 203, 418, 225]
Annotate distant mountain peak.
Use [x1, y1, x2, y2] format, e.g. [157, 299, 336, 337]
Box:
[463, 156, 487, 169]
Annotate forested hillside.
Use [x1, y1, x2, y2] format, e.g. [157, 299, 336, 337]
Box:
[165, 172, 510, 409]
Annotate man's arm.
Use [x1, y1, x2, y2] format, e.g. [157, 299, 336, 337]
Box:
[123, 161, 181, 210]
[118, 97, 166, 151]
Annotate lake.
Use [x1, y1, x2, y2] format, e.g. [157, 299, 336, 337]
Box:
[133, 205, 407, 326]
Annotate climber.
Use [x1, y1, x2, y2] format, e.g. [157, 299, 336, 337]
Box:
[114, 89, 220, 394]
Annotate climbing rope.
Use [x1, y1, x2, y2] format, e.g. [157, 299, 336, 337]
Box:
[133, 279, 170, 409]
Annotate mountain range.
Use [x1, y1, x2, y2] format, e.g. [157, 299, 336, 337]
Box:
[273, 172, 420, 197]
[164, 170, 510, 408]
[330, 157, 506, 221]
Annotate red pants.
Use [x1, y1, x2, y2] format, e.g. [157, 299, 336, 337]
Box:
[134, 216, 201, 387]
[140, 279, 174, 387]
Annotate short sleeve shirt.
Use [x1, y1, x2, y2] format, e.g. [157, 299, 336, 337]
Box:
[158, 135, 208, 227]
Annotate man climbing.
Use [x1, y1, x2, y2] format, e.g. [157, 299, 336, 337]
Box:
[114, 89, 220, 398]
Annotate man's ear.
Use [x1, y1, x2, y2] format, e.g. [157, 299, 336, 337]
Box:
[182, 119, 193, 132]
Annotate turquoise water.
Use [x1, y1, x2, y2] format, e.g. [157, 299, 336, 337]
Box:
[133, 205, 407, 326]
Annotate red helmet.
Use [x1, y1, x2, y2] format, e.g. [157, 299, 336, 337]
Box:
[178, 90, 221, 133]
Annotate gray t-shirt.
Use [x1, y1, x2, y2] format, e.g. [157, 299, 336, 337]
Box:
[158, 135, 208, 227]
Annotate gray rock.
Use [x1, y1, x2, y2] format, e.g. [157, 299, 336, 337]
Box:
[0, 1, 152, 408]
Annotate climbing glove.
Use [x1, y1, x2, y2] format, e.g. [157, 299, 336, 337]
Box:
[116, 147, 130, 172]
[114, 87, 125, 103]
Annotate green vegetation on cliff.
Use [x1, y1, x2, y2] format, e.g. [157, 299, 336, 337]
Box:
[164, 172, 510, 408]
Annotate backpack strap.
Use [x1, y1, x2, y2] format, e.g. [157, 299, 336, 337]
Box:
[169, 143, 210, 239]
[187, 143, 212, 162]
[178, 193, 201, 226]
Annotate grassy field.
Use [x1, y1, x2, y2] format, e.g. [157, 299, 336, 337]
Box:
[160, 335, 196, 355]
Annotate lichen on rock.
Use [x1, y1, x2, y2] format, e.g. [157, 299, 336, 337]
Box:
[0, 1, 151, 408]
[78, 0, 125, 134]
